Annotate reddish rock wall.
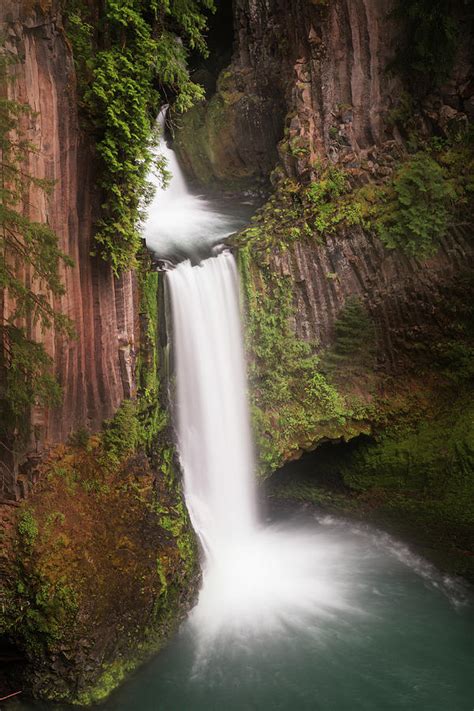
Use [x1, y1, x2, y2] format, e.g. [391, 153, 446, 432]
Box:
[178, 0, 473, 185]
[1, 1, 137, 496]
[266, 226, 473, 372]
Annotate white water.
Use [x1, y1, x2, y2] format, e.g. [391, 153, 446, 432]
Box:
[143, 108, 243, 261]
[147, 109, 465, 661]
[167, 254, 257, 558]
[152, 110, 358, 648]
[168, 254, 362, 645]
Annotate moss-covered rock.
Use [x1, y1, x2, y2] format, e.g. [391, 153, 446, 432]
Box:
[0, 431, 198, 705]
[268, 395, 474, 581]
[173, 65, 283, 191]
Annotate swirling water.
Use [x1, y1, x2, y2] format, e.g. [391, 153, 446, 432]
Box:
[99, 511, 473, 711]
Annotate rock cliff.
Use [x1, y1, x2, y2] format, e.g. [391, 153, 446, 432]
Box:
[1, 1, 137, 498]
[0, 2, 200, 703]
[178, 0, 473, 185]
[176, 0, 474, 574]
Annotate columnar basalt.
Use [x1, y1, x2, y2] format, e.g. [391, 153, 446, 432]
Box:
[0, 1, 137, 496]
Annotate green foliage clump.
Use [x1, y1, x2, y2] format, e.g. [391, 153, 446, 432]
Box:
[65, 0, 215, 274]
[305, 166, 366, 233]
[391, 0, 461, 87]
[5, 504, 78, 659]
[237, 167, 364, 255]
[323, 297, 376, 374]
[17, 508, 38, 548]
[375, 152, 456, 257]
[0, 48, 74, 436]
[102, 399, 144, 462]
[13, 575, 78, 657]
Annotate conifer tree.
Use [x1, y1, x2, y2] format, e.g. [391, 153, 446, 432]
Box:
[0, 48, 74, 442]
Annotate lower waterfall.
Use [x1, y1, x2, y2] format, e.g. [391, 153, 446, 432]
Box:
[166, 254, 257, 559]
[166, 253, 352, 645]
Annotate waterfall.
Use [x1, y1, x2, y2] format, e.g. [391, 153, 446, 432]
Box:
[167, 251, 356, 646]
[146, 107, 352, 650]
[166, 253, 257, 563]
[143, 108, 242, 262]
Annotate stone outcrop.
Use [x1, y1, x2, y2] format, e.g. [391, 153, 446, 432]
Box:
[1, 1, 138, 497]
[265, 225, 473, 371]
[233, 0, 402, 172]
[223, 0, 474, 472]
[178, 0, 473, 185]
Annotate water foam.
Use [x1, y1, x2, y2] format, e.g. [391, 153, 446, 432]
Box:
[143, 109, 242, 261]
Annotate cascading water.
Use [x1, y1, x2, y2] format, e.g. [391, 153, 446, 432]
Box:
[166, 254, 257, 559]
[167, 253, 355, 647]
[109, 109, 474, 711]
[152, 109, 355, 646]
[143, 109, 247, 263]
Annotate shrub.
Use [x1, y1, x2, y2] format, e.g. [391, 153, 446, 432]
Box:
[375, 152, 456, 258]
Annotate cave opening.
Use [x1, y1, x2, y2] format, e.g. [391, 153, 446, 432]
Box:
[267, 434, 375, 498]
[0, 635, 26, 699]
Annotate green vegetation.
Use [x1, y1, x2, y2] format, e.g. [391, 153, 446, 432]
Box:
[234, 167, 364, 255]
[369, 136, 474, 257]
[238, 240, 371, 474]
[65, 0, 215, 274]
[248, 132, 474, 261]
[374, 152, 456, 258]
[17, 507, 39, 548]
[254, 138, 470, 264]
[102, 399, 145, 463]
[1, 407, 197, 702]
[0, 49, 74, 437]
[136, 257, 169, 452]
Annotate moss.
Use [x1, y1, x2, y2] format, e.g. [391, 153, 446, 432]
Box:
[102, 399, 144, 462]
[342, 397, 474, 532]
[237, 232, 373, 475]
[75, 659, 135, 706]
[270, 395, 474, 580]
[17, 508, 38, 548]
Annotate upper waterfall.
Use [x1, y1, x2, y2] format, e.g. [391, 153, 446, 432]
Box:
[143, 108, 248, 263]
